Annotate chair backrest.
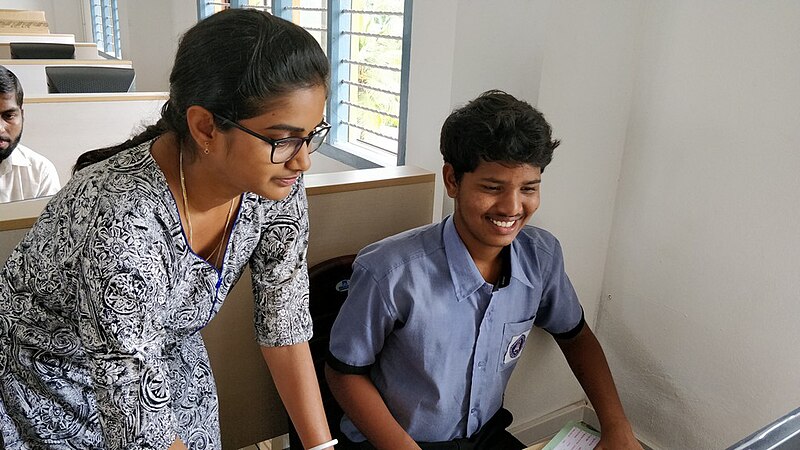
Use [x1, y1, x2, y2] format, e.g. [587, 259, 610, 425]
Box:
[45, 66, 135, 93]
[289, 254, 356, 449]
[10, 42, 75, 59]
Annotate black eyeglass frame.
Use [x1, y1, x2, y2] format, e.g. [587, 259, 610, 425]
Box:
[213, 113, 331, 164]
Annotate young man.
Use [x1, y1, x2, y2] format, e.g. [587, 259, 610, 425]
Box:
[0, 65, 60, 203]
[326, 90, 642, 450]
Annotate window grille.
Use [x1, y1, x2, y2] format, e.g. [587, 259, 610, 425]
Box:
[89, 0, 121, 58]
[199, 0, 412, 167]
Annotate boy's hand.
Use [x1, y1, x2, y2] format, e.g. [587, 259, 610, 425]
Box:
[594, 423, 643, 450]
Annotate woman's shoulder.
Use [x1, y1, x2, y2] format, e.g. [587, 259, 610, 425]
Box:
[41, 141, 168, 230]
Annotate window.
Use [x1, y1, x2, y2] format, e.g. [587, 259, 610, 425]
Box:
[88, 0, 122, 59]
[198, 0, 412, 168]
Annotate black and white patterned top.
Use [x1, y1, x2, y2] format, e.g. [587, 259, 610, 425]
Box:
[0, 140, 312, 449]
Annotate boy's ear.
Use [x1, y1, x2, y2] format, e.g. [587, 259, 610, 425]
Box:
[443, 163, 459, 199]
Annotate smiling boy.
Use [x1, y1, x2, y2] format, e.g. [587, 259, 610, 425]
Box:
[325, 90, 641, 450]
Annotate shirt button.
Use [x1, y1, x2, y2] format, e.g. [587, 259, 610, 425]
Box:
[470, 408, 478, 415]
[477, 361, 486, 369]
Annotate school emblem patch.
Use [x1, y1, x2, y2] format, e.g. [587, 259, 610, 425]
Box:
[335, 279, 350, 292]
[504, 330, 530, 364]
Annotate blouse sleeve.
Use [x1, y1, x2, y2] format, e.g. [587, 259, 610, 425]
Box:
[250, 178, 313, 347]
[76, 196, 177, 449]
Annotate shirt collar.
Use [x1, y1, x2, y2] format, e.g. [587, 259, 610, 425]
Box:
[509, 239, 535, 289]
[8, 146, 31, 167]
[443, 216, 536, 301]
[443, 215, 487, 302]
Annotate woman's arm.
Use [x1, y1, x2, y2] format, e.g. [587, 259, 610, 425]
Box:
[261, 342, 334, 450]
[325, 365, 420, 450]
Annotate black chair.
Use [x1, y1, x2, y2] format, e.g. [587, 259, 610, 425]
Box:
[289, 254, 356, 449]
[10, 42, 75, 59]
[45, 66, 135, 93]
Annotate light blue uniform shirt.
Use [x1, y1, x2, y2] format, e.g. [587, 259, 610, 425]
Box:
[328, 216, 583, 443]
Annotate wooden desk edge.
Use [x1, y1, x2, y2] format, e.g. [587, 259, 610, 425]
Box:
[26, 92, 169, 103]
[0, 166, 436, 231]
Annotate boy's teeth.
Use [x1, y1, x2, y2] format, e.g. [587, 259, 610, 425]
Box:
[491, 219, 515, 228]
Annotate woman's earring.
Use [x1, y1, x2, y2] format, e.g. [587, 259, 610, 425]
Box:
[204, 141, 210, 155]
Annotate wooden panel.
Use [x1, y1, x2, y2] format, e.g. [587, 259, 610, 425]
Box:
[25, 92, 168, 103]
[22, 96, 166, 185]
[0, 33, 75, 44]
[0, 9, 51, 34]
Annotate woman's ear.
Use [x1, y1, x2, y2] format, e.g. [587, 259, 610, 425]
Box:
[185, 105, 216, 148]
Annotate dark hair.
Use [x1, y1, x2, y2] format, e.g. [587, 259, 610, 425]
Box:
[74, 9, 329, 173]
[440, 89, 560, 181]
[0, 65, 24, 107]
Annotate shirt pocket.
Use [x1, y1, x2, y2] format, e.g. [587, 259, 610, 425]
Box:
[497, 318, 535, 372]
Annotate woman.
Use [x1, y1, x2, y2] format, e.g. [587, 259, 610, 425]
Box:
[0, 9, 336, 450]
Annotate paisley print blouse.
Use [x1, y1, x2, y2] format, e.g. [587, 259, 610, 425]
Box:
[0, 141, 312, 449]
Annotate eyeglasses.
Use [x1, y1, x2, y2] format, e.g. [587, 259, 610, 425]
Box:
[214, 114, 331, 164]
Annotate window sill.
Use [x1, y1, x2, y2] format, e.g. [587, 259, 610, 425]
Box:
[318, 141, 398, 170]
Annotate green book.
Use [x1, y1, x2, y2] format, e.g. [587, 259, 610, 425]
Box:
[541, 420, 601, 450]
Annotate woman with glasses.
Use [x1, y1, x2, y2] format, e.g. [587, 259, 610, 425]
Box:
[0, 9, 336, 450]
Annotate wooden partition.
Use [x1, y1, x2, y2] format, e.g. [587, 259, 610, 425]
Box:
[0, 33, 74, 44]
[21, 93, 168, 185]
[0, 165, 436, 449]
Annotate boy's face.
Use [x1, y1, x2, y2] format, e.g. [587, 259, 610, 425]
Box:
[445, 161, 541, 260]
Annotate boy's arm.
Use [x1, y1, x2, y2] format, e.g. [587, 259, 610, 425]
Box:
[555, 325, 643, 450]
[325, 364, 421, 450]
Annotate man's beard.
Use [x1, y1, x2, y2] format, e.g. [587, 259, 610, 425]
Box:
[0, 127, 23, 162]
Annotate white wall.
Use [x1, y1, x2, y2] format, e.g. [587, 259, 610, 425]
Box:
[402, 0, 458, 219]
[599, 1, 800, 448]
[504, 0, 642, 427]
[116, 0, 196, 92]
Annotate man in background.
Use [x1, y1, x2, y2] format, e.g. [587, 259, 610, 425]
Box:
[0, 65, 60, 202]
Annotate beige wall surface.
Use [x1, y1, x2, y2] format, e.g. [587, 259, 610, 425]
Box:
[599, 2, 800, 448]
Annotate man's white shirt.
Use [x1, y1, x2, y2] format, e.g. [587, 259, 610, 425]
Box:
[0, 144, 61, 202]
